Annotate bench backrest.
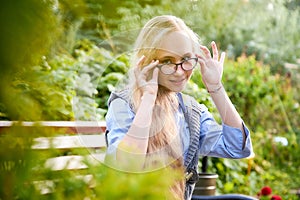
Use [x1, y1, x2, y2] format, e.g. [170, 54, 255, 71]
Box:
[0, 121, 107, 170]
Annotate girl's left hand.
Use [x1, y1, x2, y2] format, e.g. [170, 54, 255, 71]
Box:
[196, 41, 225, 90]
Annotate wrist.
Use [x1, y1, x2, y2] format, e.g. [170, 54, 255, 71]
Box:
[141, 92, 157, 102]
[206, 83, 223, 94]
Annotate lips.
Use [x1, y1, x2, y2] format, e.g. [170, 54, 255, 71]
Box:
[170, 78, 185, 85]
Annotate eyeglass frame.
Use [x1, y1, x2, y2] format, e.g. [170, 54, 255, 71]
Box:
[156, 57, 198, 75]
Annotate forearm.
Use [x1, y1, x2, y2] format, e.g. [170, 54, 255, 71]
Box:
[208, 84, 243, 130]
[209, 84, 247, 144]
[116, 93, 156, 164]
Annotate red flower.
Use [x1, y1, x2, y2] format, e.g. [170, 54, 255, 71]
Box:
[261, 186, 272, 196]
[271, 195, 282, 200]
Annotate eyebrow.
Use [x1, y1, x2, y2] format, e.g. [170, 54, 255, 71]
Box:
[157, 52, 192, 60]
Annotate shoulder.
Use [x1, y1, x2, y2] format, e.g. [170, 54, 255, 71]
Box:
[107, 88, 130, 107]
[180, 93, 208, 113]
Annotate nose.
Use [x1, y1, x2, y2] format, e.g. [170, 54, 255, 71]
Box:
[174, 63, 185, 75]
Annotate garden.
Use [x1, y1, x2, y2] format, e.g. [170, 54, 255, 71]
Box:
[0, 0, 300, 199]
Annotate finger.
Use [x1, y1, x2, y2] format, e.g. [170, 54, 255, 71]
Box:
[199, 45, 211, 59]
[134, 63, 141, 77]
[135, 55, 146, 78]
[195, 53, 205, 60]
[137, 55, 146, 67]
[219, 52, 226, 65]
[211, 41, 219, 60]
[141, 60, 159, 74]
[197, 58, 206, 74]
[135, 60, 159, 82]
[151, 67, 159, 83]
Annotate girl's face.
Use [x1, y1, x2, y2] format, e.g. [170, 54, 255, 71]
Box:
[156, 31, 195, 92]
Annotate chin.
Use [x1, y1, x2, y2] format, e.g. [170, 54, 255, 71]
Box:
[173, 87, 185, 93]
[169, 84, 186, 92]
[158, 83, 186, 93]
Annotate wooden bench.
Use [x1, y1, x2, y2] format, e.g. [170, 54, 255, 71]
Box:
[0, 121, 107, 171]
[0, 121, 107, 195]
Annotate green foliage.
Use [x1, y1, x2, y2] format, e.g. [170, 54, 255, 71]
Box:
[208, 158, 250, 194]
[223, 55, 300, 138]
[96, 52, 131, 111]
[82, 0, 300, 71]
[250, 130, 300, 199]
[201, 55, 300, 199]
[223, 56, 275, 129]
[39, 39, 121, 121]
[0, 0, 87, 121]
[184, 72, 221, 122]
[0, 126, 51, 199]
[0, 0, 60, 74]
[0, 0, 62, 120]
[91, 165, 182, 199]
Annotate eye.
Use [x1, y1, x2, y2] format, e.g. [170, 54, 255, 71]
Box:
[182, 56, 191, 61]
[160, 59, 172, 64]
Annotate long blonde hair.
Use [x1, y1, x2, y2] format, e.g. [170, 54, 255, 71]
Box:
[128, 15, 200, 199]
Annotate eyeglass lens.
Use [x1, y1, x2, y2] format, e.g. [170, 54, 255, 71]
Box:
[160, 58, 197, 75]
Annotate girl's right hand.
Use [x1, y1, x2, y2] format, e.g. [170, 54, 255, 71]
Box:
[134, 55, 159, 97]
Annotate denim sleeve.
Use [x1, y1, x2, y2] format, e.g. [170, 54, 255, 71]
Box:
[105, 98, 135, 158]
[198, 106, 253, 159]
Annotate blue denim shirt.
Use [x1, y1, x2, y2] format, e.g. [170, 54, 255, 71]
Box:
[106, 97, 252, 159]
[105, 93, 253, 199]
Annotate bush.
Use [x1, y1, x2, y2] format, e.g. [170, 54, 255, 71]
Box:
[205, 55, 300, 198]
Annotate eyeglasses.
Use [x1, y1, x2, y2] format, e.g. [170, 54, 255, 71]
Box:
[156, 57, 198, 75]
